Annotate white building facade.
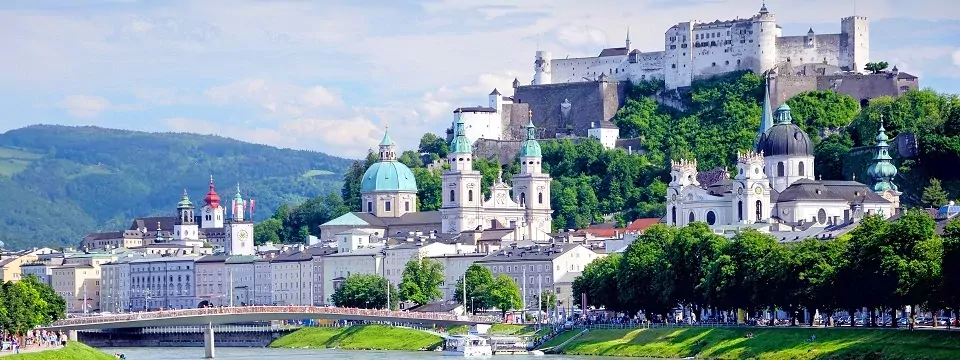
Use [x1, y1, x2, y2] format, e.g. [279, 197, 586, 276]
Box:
[129, 256, 198, 310]
[535, 5, 869, 90]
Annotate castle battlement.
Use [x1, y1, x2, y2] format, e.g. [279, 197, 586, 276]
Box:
[533, 4, 868, 90]
[737, 150, 765, 164]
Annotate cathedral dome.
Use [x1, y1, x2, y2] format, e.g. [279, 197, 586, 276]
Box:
[360, 161, 418, 192]
[757, 104, 813, 156]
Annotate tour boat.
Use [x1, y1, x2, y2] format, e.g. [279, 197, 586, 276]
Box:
[444, 335, 493, 357]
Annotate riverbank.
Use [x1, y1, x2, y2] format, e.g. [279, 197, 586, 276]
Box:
[1, 342, 114, 360]
[539, 327, 960, 360]
[268, 325, 443, 351]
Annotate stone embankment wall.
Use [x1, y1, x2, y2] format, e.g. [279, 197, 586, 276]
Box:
[78, 330, 294, 348]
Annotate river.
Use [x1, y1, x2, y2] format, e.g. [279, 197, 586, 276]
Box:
[98, 348, 654, 360]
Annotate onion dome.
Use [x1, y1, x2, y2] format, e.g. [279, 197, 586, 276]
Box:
[449, 111, 472, 154]
[520, 120, 542, 157]
[203, 175, 221, 208]
[757, 104, 814, 156]
[177, 189, 194, 209]
[867, 121, 898, 192]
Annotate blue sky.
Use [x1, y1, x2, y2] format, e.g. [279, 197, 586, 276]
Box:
[1, 0, 957, 158]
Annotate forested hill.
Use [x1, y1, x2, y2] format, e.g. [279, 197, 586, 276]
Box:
[0, 125, 352, 250]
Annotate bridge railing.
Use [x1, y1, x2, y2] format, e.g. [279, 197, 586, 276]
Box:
[49, 306, 495, 327]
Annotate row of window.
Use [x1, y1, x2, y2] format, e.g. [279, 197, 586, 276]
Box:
[366, 200, 411, 213]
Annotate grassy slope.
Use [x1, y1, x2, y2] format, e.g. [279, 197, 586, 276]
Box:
[547, 327, 960, 360]
[268, 325, 443, 351]
[3, 342, 115, 360]
[488, 324, 538, 336]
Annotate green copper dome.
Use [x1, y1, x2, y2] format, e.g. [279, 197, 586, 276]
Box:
[520, 121, 542, 157]
[379, 128, 395, 146]
[360, 161, 418, 192]
[233, 183, 244, 203]
[177, 190, 194, 209]
[449, 116, 472, 154]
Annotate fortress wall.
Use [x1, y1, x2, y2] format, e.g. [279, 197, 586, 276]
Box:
[512, 81, 627, 140]
[770, 75, 819, 108]
[776, 34, 841, 67]
[817, 74, 900, 103]
[473, 139, 523, 164]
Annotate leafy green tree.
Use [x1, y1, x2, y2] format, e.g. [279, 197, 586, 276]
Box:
[20, 275, 65, 324]
[865, 61, 889, 74]
[253, 218, 282, 245]
[455, 264, 495, 314]
[412, 168, 443, 211]
[418, 133, 449, 158]
[273, 204, 291, 222]
[922, 178, 949, 208]
[784, 238, 847, 325]
[538, 290, 557, 312]
[398, 150, 423, 169]
[667, 222, 727, 315]
[725, 230, 783, 315]
[297, 226, 311, 244]
[330, 274, 397, 309]
[2, 280, 44, 337]
[572, 253, 622, 311]
[941, 219, 960, 316]
[786, 90, 859, 138]
[814, 134, 854, 180]
[489, 274, 523, 317]
[398, 258, 445, 306]
[618, 224, 675, 318]
[341, 152, 378, 212]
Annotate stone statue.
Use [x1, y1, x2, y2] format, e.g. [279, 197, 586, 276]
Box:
[560, 99, 572, 120]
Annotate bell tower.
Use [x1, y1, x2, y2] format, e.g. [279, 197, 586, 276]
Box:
[511, 118, 552, 238]
[201, 175, 224, 229]
[225, 184, 255, 255]
[441, 116, 482, 234]
[174, 189, 199, 241]
[733, 151, 771, 224]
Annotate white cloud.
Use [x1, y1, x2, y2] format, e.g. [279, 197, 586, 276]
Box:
[554, 25, 608, 47]
[953, 49, 960, 67]
[56, 95, 111, 118]
[204, 79, 343, 116]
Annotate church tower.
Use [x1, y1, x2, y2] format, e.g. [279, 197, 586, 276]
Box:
[867, 119, 901, 214]
[441, 117, 483, 233]
[174, 190, 199, 241]
[225, 184, 255, 255]
[733, 151, 771, 224]
[511, 119, 552, 237]
[201, 175, 224, 229]
[666, 159, 698, 226]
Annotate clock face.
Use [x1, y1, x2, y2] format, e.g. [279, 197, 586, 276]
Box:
[205, 208, 212, 214]
[737, 188, 743, 195]
[238, 230, 249, 239]
[754, 187, 763, 195]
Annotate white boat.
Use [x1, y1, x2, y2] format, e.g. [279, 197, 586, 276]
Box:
[444, 335, 493, 357]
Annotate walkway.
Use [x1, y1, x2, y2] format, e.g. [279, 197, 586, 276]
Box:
[0, 345, 63, 357]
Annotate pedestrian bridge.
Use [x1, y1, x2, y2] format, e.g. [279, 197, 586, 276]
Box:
[46, 306, 494, 331]
[44, 306, 495, 358]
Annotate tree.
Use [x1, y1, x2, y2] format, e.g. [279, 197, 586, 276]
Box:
[488, 274, 523, 317]
[2, 281, 44, 337]
[538, 290, 557, 312]
[398, 150, 423, 169]
[455, 264, 495, 314]
[341, 152, 378, 212]
[865, 61, 889, 74]
[412, 168, 443, 211]
[941, 219, 960, 317]
[814, 134, 854, 180]
[418, 133, 449, 158]
[253, 218, 282, 245]
[330, 274, 397, 309]
[398, 258, 445, 306]
[572, 253, 622, 311]
[297, 226, 311, 244]
[785, 238, 846, 325]
[617, 224, 675, 318]
[785, 90, 859, 138]
[21, 275, 65, 324]
[922, 178, 949, 208]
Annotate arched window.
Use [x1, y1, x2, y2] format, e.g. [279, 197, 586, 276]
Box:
[798, 162, 805, 177]
[738, 201, 743, 221]
[538, 192, 543, 204]
[756, 200, 763, 222]
[777, 162, 785, 177]
[706, 211, 717, 225]
[688, 212, 695, 224]
[468, 190, 474, 202]
[450, 190, 455, 202]
[671, 206, 677, 225]
[520, 192, 526, 206]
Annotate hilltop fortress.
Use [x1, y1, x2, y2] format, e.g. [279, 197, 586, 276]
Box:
[534, 3, 868, 90]
[452, 4, 917, 160]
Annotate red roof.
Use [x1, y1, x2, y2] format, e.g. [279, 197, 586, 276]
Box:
[204, 176, 221, 208]
[579, 218, 661, 237]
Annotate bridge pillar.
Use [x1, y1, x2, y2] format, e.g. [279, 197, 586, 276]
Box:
[68, 330, 78, 342]
[203, 322, 215, 359]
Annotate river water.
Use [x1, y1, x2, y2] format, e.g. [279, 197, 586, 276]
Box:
[98, 347, 652, 360]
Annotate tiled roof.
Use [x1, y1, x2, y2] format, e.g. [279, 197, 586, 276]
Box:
[477, 243, 580, 262]
[777, 179, 889, 203]
[598, 47, 628, 57]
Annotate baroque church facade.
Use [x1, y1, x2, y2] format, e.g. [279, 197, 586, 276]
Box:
[319, 122, 553, 242]
[665, 83, 900, 234]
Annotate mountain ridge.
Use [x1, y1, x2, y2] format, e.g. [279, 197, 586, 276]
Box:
[0, 124, 353, 250]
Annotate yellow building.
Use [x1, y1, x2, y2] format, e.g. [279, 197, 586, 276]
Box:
[52, 265, 102, 313]
[0, 248, 54, 282]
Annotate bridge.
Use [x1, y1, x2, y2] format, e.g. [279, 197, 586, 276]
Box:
[45, 306, 495, 358]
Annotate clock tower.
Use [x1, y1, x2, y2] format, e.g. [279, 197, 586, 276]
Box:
[226, 184, 255, 255]
[201, 175, 224, 229]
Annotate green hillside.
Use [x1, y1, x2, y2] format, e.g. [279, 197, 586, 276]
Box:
[0, 125, 352, 250]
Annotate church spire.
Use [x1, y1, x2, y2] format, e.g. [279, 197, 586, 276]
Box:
[625, 27, 631, 50]
[867, 117, 898, 192]
[449, 109, 472, 154]
[378, 126, 397, 161]
[756, 80, 774, 150]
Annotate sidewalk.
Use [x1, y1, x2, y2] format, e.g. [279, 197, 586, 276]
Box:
[0, 345, 64, 357]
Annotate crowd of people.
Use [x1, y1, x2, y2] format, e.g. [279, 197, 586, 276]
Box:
[1, 329, 68, 354]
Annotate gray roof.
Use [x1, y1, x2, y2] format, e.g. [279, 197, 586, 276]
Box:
[196, 254, 230, 263]
[598, 47, 628, 57]
[477, 243, 579, 263]
[128, 256, 199, 263]
[354, 211, 442, 229]
[325, 246, 385, 257]
[456, 106, 497, 113]
[225, 255, 259, 264]
[776, 179, 890, 204]
[758, 123, 813, 156]
[272, 250, 313, 262]
[305, 247, 338, 257]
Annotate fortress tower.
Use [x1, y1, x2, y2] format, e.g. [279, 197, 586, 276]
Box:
[533, 51, 552, 85]
[753, 2, 779, 76]
[840, 16, 870, 72]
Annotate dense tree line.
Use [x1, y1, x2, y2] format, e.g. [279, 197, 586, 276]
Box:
[0, 276, 66, 338]
[0, 125, 349, 249]
[573, 210, 960, 326]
